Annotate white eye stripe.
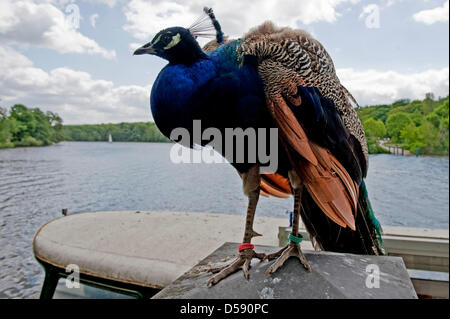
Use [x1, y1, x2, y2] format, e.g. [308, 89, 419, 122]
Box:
[164, 33, 181, 50]
[152, 34, 162, 45]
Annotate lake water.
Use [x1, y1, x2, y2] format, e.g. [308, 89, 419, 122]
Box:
[0, 142, 448, 298]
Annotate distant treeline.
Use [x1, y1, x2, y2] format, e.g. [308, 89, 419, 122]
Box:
[62, 122, 170, 143]
[2, 95, 449, 155]
[0, 104, 63, 148]
[358, 94, 449, 155]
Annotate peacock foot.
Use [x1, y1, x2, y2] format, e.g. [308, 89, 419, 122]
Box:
[206, 249, 265, 286]
[264, 242, 312, 276]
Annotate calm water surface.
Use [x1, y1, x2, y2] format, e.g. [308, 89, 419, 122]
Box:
[0, 142, 448, 298]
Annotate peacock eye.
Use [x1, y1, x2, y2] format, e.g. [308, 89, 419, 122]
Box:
[163, 33, 181, 50]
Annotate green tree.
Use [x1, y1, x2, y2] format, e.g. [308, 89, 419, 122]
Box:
[363, 118, 386, 139]
[386, 112, 412, 142]
[425, 113, 440, 128]
[433, 99, 449, 118]
[438, 117, 449, 153]
[421, 93, 435, 114]
[46, 111, 64, 142]
[0, 117, 12, 146]
[400, 123, 423, 150]
[0, 107, 9, 144]
[9, 104, 36, 142]
[357, 95, 448, 155]
[62, 122, 170, 143]
[31, 108, 53, 145]
[1, 104, 64, 148]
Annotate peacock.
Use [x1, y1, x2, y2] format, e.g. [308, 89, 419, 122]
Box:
[134, 8, 385, 286]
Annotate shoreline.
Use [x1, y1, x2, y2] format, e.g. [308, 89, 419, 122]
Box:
[3, 140, 448, 156]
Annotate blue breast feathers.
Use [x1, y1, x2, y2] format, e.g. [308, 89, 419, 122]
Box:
[151, 59, 216, 112]
[150, 40, 267, 139]
[150, 58, 217, 135]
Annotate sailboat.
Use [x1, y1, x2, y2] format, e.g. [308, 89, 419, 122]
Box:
[108, 134, 113, 143]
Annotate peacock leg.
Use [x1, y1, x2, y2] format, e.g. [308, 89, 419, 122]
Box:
[265, 172, 311, 276]
[207, 166, 265, 286]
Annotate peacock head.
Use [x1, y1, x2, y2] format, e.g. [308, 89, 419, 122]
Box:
[133, 27, 206, 65]
[134, 7, 224, 65]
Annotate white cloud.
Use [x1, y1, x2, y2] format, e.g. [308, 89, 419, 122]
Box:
[122, 0, 360, 41]
[49, 0, 117, 8]
[337, 67, 450, 106]
[384, 0, 404, 7]
[0, 0, 115, 59]
[0, 46, 151, 124]
[90, 13, 99, 28]
[413, 1, 449, 25]
[86, 0, 117, 7]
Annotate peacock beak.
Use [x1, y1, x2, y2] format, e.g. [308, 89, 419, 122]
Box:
[133, 43, 156, 55]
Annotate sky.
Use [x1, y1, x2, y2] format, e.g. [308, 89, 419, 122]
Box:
[0, 0, 448, 124]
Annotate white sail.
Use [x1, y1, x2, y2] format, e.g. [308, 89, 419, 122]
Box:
[108, 134, 112, 143]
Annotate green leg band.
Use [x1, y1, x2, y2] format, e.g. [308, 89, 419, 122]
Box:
[289, 233, 303, 244]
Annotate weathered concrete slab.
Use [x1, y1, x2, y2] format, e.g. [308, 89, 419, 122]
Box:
[153, 242, 417, 299]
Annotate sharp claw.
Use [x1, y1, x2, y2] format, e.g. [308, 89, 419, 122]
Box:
[264, 243, 311, 276]
[301, 259, 312, 272]
[206, 249, 264, 286]
[265, 264, 279, 277]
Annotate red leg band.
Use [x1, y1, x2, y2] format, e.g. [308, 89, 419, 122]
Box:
[238, 243, 254, 252]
